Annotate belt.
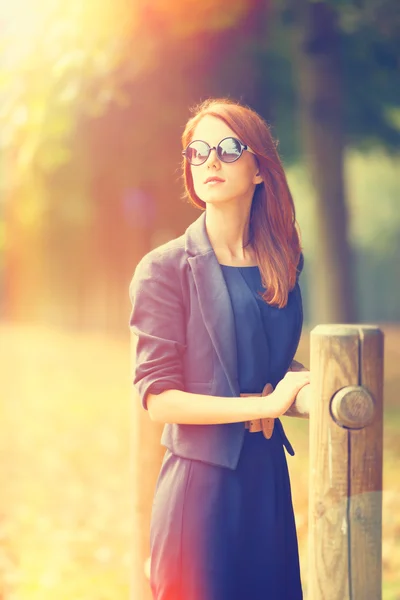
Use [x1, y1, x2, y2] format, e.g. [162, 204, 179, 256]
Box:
[241, 382, 275, 439]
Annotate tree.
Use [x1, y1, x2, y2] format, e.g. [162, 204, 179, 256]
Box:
[286, 0, 399, 323]
[242, 0, 400, 323]
[290, 1, 356, 323]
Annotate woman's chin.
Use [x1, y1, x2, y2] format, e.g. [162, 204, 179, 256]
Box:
[203, 194, 232, 206]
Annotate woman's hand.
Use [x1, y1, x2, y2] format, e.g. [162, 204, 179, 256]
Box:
[267, 371, 311, 418]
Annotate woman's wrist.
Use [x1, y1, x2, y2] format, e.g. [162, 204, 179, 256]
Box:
[239, 394, 276, 420]
[256, 391, 280, 419]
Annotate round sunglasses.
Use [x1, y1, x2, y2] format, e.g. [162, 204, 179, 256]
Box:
[182, 136, 256, 166]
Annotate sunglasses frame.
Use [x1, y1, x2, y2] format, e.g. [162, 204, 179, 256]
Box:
[182, 136, 256, 166]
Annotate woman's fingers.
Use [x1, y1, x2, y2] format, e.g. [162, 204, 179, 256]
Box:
[261, 382, 274, 396]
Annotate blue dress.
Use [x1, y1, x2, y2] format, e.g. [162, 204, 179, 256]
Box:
[149, 265, 303, 600]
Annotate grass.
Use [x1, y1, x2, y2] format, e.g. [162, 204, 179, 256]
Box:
[0, 323, 131, 599]
[0, 321, 399, 599]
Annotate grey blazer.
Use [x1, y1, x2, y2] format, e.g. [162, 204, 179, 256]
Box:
[129, 211, 304, 470]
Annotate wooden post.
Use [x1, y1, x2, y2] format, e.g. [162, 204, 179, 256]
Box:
[308, 325, 383, 600]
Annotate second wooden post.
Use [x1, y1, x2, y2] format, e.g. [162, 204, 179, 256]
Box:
[308, 324, 383, 600]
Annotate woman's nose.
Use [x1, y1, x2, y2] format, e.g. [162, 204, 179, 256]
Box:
[206, 147, 220, 168]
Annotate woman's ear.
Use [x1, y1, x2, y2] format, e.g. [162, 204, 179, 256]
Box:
[253, 171, 263, 185]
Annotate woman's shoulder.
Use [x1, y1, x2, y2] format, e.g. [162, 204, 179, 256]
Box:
[141, 233, 186, 264]
[130, 233, 187, 291]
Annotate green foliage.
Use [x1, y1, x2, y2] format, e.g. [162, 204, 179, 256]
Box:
[252, 1, 400, 160]
[0, 0, 146, 179]
[247, 19, 300, 163]
[1, 0, 398, 179]
[0, 0, 249, 181]
[339, 7, 400, 150]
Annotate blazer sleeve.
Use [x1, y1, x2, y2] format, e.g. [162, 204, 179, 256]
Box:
[129, 253, 186, 410]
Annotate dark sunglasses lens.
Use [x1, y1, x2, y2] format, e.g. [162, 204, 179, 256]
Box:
[186, 141, 209, 165]
[218, 137, 242, 162]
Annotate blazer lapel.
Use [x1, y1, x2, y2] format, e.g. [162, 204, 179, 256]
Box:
[185, 213, 239, 396]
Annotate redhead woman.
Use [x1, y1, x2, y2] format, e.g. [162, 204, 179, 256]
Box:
[129, 98, 311, 600]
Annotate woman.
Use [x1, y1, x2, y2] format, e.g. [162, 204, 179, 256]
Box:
[129, 98, 310, 600]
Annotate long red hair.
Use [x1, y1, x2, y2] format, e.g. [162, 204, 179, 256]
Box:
[181, 98, 303, 308]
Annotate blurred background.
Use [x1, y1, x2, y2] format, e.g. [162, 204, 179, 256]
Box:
[0, 0, 399, 598]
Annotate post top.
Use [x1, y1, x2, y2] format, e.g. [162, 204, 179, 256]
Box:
[311, 324, 383, 338]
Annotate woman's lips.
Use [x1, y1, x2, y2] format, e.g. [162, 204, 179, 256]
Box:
[204, 178, 225, 185]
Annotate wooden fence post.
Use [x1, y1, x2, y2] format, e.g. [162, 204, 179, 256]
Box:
[308, 325, 384, 600]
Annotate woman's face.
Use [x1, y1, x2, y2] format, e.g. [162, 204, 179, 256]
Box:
[189, 115, 262, 206]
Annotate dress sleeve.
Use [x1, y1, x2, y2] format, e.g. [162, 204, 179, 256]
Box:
[129, 254, 186, 410]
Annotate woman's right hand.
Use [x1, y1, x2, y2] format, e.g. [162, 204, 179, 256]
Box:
[267, 371, 311, 418]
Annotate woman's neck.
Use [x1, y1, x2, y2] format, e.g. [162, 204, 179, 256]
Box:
[205, 206, 257, 266]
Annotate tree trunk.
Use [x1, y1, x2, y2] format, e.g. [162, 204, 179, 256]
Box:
[291, 1, 356, 324]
